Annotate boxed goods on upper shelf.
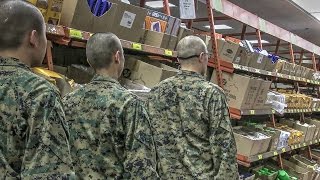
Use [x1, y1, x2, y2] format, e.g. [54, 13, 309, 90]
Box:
[211, 71, 271, 110]
[275, 123, 303, 145]
[279, 119, 316, 143]
[305, 118, 320, 139]
[60, 0, 147, 43]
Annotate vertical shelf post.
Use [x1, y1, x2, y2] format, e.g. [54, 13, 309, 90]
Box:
[206, 0, 223, 88]
[240, 24, 247, 40]
[45, 41, 54, 71]
[275, 39, 281, 55]
[163, 0, 171, 15]
[256, 29, 262, 49]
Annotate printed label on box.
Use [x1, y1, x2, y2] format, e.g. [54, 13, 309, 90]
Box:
[120, 11, 136, 29]
[180, 0, 196, 19]
[257, 54, 264, 64]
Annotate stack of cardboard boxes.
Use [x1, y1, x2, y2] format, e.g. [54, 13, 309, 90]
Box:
[211, 71, 271, 110]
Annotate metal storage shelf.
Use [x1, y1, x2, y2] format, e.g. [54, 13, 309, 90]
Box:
[237, 138, 320, 167]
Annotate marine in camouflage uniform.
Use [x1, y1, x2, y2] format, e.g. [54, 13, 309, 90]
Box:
[0, 1, 74, 179]
[147, 36, 239, 179]
[63, 33, 158, 179]
[0, 57, 74, 179]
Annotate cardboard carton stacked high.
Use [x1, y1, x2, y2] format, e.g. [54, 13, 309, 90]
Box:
[211, 71, 271, 110]
[279, 119, 317, 143]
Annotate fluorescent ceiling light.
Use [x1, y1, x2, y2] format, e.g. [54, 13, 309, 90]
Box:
[145, 1, 176, 8]
[248, 40, 270, 44]
[204, 24, 233, 30]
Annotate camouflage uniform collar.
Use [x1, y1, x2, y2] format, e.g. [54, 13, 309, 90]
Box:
[179, 70, 204, 79]
[0, 56, 31, 71]
[92, 74, 120, 85]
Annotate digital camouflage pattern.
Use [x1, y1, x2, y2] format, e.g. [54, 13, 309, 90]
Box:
[0, 57, 75, 179]
[63, 74, 158, 179]
[147, 70, 239, 179]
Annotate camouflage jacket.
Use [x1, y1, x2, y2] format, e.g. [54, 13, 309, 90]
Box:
[147, 70, 239, 180]
[63, 74, 158, 179]
[0, 57, 74, 179]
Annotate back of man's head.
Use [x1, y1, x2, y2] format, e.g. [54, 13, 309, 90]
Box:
[0, 0, 44, 51]
[86, 33, 123, 71]
[177, 36, 207, 60]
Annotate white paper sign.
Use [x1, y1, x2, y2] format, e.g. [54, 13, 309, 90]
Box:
[120, 11, 136, 29]
[179, 0, 196, 19]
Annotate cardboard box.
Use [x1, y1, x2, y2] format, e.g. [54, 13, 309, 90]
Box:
[165, 16, 181, 36]
[218, 40, 242, 63]
[264, 58, 277, 72]
[234, 50, 250, 66]
[61, 0, 147, 42]
[247, 52, 268, 70]
[142, 30, 164, 48]
[282, 159, 313, 180]
[67, 64, 95, 84]
[119, 78, 150, 101]
[211, 71, 261, 109]
[253, 80, 272, 109]
[290, 155, 317, 179]
[274, 60, 285, 73]
[123, 58, 177, 88]
[160, 34, 178, 50]
[281, 61, 292, 75]
[176, 26, 194, 44]
[233, 127, 271, 156]
[305, 119, 320, 139]
[294, 65, 303, 77]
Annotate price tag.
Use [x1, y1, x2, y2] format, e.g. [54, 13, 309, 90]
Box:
[274, 151, 278, 156]
[242, 66, 249, 71]
[272, 110, 275, 114]
[282, 148, 286, 153]
[293, 76, 296, 80]
[315, 139, 319, 143]
[249, 110, 255, 115]
[288, 75, 292, 79]
[310, 141, 313, 145]
[291, 146, 295, 149]
[69, 29, 83, 39]
[132, 43, 142, 50]
[258, 155, 263, 160]
[298, 144, 301, 148]
[164, 49, 173, 56]
[233, 64, 240, 69]
[318, 109, 320, 112]
[267, 72, 272, 76]
[254, 69, 260, 73]
[303, 143, 306, 146]
[278, 73, 283, 78]
[307, 80, 311, 83]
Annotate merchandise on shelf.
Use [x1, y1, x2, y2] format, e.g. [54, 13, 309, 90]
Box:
[275, 123, 303, 145]
[211, 71, 271, 110]
[28, 0, 64, 24]
[233, 126, 272, 157]
[282, 158, 314, 180]
[252, 165, 278, 180]
[305, 118, 320, 139]
[60, 0, 147, 43]
[266, 91, 287, 114]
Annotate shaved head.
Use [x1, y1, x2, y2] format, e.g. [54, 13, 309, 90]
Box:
[86, 33, 123, 70]
[0, 0, 45, 50]
[177, 36, 207, 60]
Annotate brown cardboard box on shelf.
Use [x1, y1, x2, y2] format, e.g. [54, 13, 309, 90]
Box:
[274, 60, 285, 73]
[123, 57, 177, 88]
[289, 64, 297, 76]
[282, 159, 311, 180]
[294, 65, 303, 77]
[234, 50, 250, 66]
[218, 40, 243, 63]
[264, 58, 277, 72]
[177, 26, 193, 43]
[290, 155, 318, 180]
[300, 67, 309, 78]
[247, 52, 268, 70]
[211, 71, 261, 110]
[307, 69, 315, 80]
[160, 34, 178, 50]
[167, 36, 178, 50]
[67, 64, 95, 84]
[142, 30, 164, 48]
[60, 0, 147, 42]
[233, 126, 272, 157]
[281, 61, 292, 75]
[305, 119, 320, 139]
[253, 80, 272, 109]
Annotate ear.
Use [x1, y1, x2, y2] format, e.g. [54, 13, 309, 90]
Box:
[114, 50, 121, 64]
[29, 30, 39, 47]
[199, 52, 205, 63]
